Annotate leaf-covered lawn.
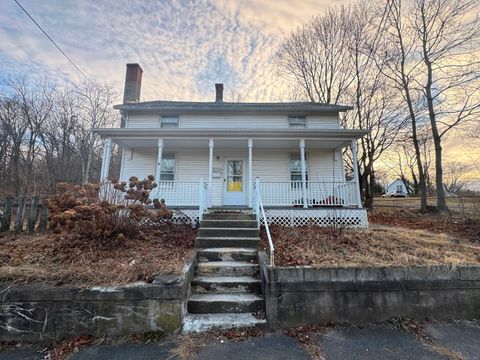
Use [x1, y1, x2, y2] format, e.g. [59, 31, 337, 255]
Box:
[369, 208, 480, 242]
[0, 224, 196, 287]
[262, 210, 480, 267]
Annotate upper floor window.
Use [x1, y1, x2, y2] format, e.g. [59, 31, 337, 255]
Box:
[160, 153, 175, 181]
[160, 116, 179, 128]
[288, 116, 306, 128]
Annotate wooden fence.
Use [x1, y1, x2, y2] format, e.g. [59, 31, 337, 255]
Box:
[0, 196, 48, 233]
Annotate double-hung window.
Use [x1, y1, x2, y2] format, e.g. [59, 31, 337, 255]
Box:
[290, 153, 308, 188]
[160, 153, 175, 181]
[160, 116, 179, 128]
[288, 116, 306, 128]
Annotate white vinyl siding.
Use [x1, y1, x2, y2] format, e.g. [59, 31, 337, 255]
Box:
[120, 149, 345, 205]
[126, 115, 159, 128]
[308, 150, 345, 182]
[126, 113, 340, 129]
[120, 148, 156, 180]
[307, 116, 340, 129]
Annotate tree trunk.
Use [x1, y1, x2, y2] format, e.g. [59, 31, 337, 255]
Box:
[366, 169, 375, 209]
[422, 47, 448, 211]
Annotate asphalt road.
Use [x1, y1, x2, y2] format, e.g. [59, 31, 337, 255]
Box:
[2, 321, 479, 360]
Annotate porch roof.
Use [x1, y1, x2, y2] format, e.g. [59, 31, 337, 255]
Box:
[92, 128, 369, 149]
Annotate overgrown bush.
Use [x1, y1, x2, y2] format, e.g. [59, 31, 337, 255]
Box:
[47, 176, 172, 245]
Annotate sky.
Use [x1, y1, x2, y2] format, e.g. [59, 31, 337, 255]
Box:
[1, 0, 479, 181]
[0, 0, 344, 101]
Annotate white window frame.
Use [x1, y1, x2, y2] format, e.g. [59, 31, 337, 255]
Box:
[160, 116, 179, 128]
[159, 153, 176, 181]
[288, 116, 306, 128]
[290, 153, 308, 187]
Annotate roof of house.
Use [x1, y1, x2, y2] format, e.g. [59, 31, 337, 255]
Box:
[113, 101, 353, 114]
[387, 179, 408, 188]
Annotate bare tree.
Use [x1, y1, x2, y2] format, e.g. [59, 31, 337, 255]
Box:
[276, 1, 405, 207]
[413, 0, 480, 210]
[275, 6, 354, 104]
[0, 76, 118, 196]
[343, 2, 407, 207]
[375, 0, 431, 211]
[73, 80, 117, 183]
[443, 161, 469, 194]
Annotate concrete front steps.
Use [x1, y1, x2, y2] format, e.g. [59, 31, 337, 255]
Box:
[183, 209, 266, 333]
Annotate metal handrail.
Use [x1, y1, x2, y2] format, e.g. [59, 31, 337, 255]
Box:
[254, 178, 274, 267]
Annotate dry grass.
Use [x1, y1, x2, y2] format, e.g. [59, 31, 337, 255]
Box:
[263, 224, 480, 268]
[391, 318, 463, 360]
[374, 196, 480, 217]
[0, 224, 196, 287]
[171, 327, 265, 360]
[283, 324, 329, 360]
[370, 208, 480, 242]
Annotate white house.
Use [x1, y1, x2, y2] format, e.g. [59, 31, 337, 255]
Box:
[93, 64, 370, 228]
[386, 179, 409, 196]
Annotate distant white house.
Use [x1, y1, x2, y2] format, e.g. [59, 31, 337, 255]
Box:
[385, 179, 408, 196]
[94, 64, 370, 228]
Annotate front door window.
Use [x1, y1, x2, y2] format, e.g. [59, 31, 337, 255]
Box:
[226, 160, 243, 192]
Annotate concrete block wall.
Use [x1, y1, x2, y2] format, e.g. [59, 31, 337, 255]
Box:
[0, 257, 196, 342]
[258, 252, 480, 328]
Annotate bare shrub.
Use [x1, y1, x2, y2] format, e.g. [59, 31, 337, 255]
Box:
[47, 176, 172, 246]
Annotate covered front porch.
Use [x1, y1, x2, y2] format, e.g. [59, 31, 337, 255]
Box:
[94, 128, 368, 227]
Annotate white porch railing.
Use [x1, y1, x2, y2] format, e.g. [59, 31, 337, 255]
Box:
[150, 181, 200, 206]
[257, 181, 304, 207]
[307, 181, 357, 207]
[253, 178, 274, 266]
[257, 180, 358, 207]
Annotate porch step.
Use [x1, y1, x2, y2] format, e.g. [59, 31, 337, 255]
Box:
[183, 313, 266, 333]
[200, 219, 258, 228]
[188, 293, 264, 314]
[191, 276, 261, 294]
[196, 261, 259, 276]
[195, 237, 261, 248]
[203, 213, 257, 221]
[198, 227, 259, 238]
[197, 248, 258, 262]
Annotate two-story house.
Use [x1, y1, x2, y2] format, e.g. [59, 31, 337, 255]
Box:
[93, 64, 369, 228]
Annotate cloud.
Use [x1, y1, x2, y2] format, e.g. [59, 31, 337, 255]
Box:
[1, 0, 478, 174]
[0, 0, 349, 102]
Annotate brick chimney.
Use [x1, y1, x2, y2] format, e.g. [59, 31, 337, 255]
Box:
[123, 63, 143, 103]
[215, 83, 223, 102]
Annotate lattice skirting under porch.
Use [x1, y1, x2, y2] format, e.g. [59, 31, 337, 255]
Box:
[142, 209, 199, 226]
[260, 208, 368, 228]
[171, 209, 199, 225]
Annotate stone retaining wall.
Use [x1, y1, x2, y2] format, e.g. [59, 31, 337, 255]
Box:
[0, 256, 196, 342]
[258, 252, 480, 328]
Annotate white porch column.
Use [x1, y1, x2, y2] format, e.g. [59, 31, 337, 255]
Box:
[154, 139, 164, 182]
[208, 138, 214, 206]
[248, 139, 253, 208]
[300, 139, 308, 208]
[351, 139, 362, 207]
[100, 137, 112, 182]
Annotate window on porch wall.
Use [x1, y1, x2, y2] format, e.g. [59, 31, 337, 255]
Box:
[160, 153, 175, 181]
[290, 153, 308, 188]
